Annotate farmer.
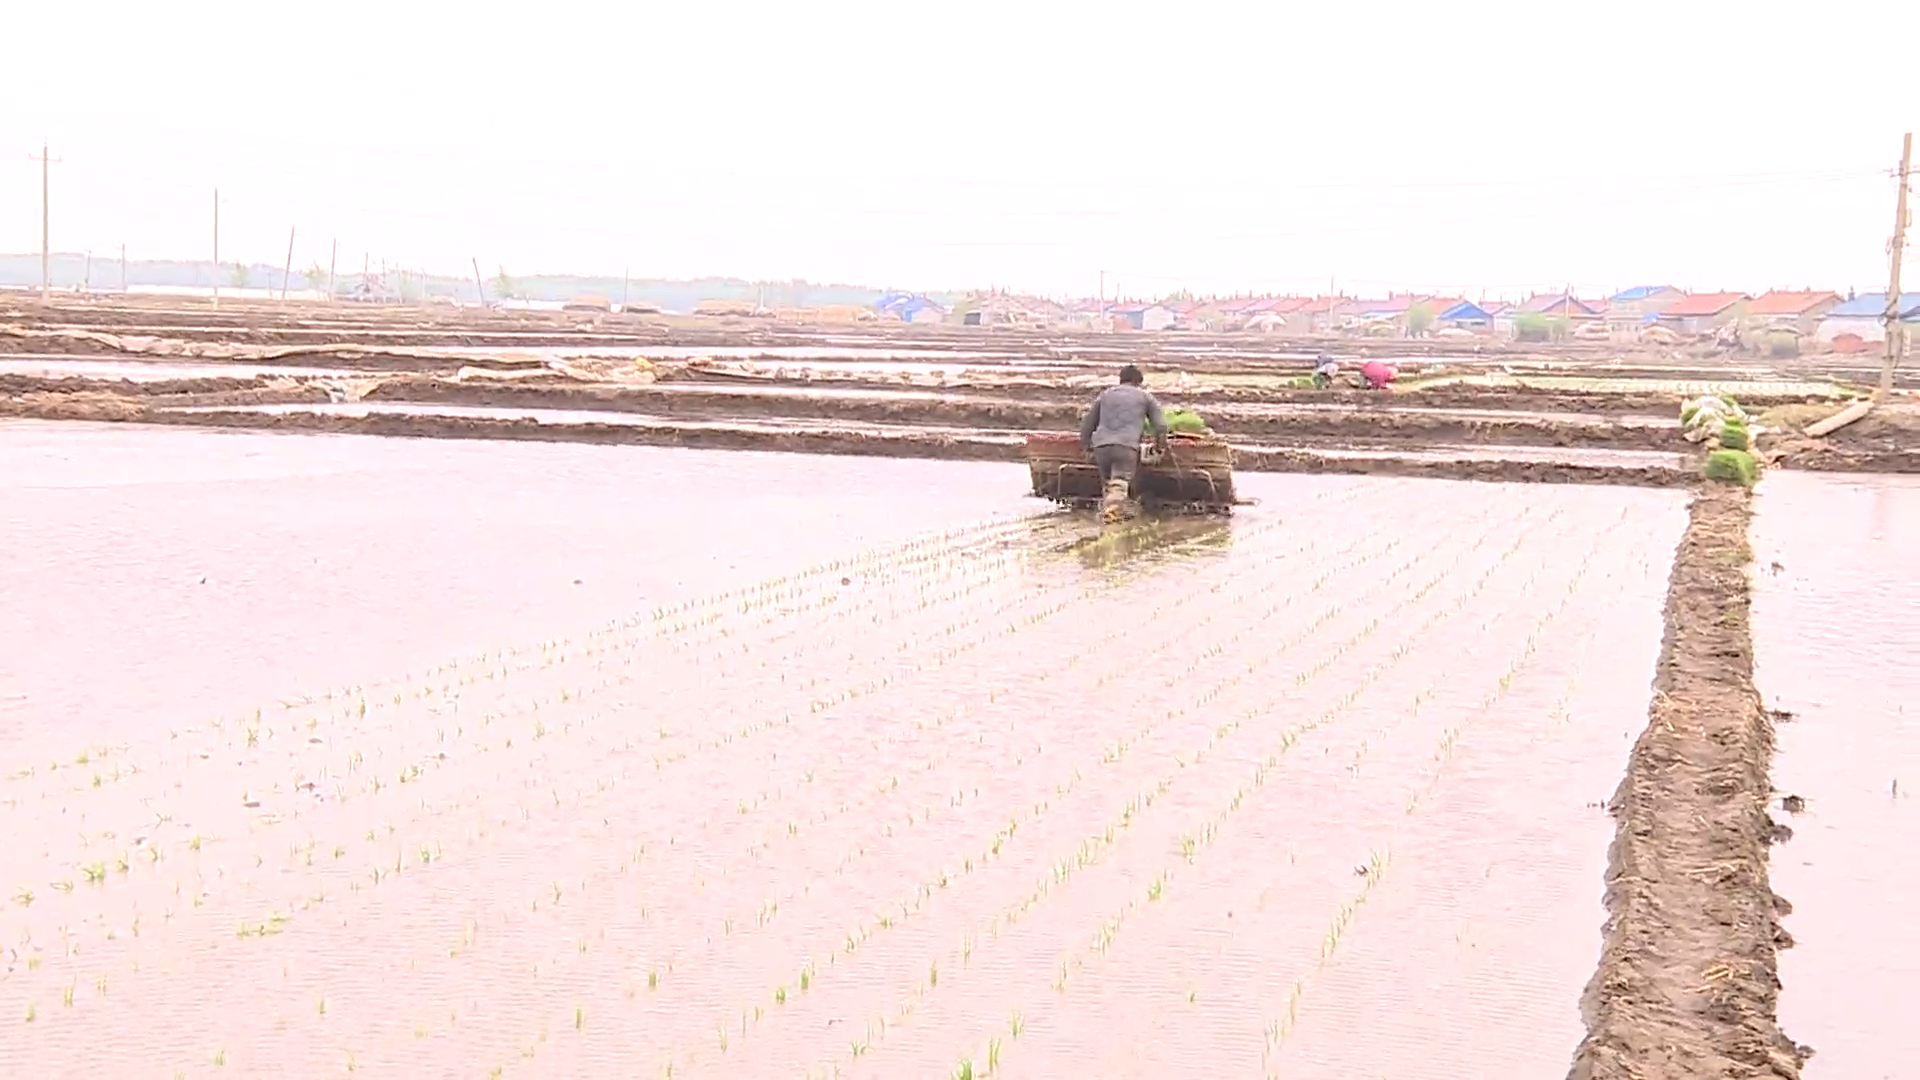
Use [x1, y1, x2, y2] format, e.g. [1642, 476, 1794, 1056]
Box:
[1359, 358, 1396, 390]
[1080, 364, 1169, 522]
[1312, 352, 1340, 388]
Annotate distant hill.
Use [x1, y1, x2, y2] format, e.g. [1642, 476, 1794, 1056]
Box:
[0, 253, 963, 313]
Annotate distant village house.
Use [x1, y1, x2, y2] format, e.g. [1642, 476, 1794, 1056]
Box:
[1111, 303, 1176, 331]
[1744, 290, 1841, 336]
[1604, 285, 1685, 336]
[1816, 292, 1920, 346]
[1656, 292, 1748, 335]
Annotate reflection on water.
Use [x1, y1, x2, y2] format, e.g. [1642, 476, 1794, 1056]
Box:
[1751, 472, 1920, 1079]
[1061, 515, 1236, 571]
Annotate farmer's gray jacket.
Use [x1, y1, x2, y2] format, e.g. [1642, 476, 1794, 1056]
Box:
[1080, 384, 1168, 450]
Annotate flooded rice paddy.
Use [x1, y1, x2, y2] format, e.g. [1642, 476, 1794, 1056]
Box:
[1302, 444, 1689, 469]
[1, 422, 1690, 1078]
[151, 404, 1686, 470]
[1417, 374, 1849, 398]
[1750, 472, 1920, 1079]
[161, 403, 1032, 442]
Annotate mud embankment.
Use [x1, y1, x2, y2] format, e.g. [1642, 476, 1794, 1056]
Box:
[1762, 405, 1920, 474]
[1, 300, 1554, 355]
[0, 372, 291, 397]
[661, 371, 1829, 416]
[1568, 486, 1805, 1080]
[0, 399, 1691, 487]
[359, 378, 1686, 450]
[138, 407, 1027, 463]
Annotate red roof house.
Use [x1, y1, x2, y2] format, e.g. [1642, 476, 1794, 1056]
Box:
[1746, 289, 1842, 332]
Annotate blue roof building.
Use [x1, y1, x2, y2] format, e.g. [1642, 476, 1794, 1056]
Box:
[1609, 285, 1679, 303]
[1815, 292, 1920, 344]
[1825, 293, 1920, 320]
[877, 293, 946, 323]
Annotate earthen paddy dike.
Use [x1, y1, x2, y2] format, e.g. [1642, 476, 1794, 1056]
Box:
[1568, 485, 1805, 1080]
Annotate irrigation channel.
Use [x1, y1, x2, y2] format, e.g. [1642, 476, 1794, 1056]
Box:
[1750, 473, 1920, 1080]
[0, 420, 1707, 1079]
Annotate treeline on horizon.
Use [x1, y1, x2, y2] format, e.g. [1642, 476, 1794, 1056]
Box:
[0, 253, 965, 312]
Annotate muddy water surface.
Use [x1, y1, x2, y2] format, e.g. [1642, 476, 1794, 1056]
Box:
[0, 421, 1027, 761]
[1304, 444, 1689, 468]
[163, 402, 1032, 441]
[1750, 472, 1920, 1079]
[2, 433, 1684, 1079]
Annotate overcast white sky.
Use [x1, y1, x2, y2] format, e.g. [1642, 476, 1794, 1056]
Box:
[3, 1, 1913, 298]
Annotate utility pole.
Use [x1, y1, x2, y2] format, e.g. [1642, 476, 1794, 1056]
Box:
[30, 142, 60, 304]
[120, 244, 128, 293]
[327, 239, 338, 300]
[1880, 132, 1913, 401]
[212, 188, 221, 307]
[83, 250, 92, 293]
[281, 225, 296, 301]
[622, 267, 630, 309]
[471, 257, 486, 307]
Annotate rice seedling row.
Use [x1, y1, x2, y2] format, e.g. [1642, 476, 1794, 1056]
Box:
[0, 518, 1228, 999]
[0, 511, 1055, 807]
[0, 518, 1305, 1060]
[2, 481, 1686, 1079]
[22, 519, 1303, 988]
[360, 507, 1474, 1068]
[681, 496, 1565, 1078]
[580, 517, 1473, 1074]
[949, 493, 1681, 1079]
[0, 509, 1317, 1073]
[0, 511, 1065, 794]
[1, 506, 1272, 921]
[805, 497, 1587, 1078]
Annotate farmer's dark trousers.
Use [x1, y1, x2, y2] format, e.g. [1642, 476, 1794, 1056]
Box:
[1091, 444, 1140, 484]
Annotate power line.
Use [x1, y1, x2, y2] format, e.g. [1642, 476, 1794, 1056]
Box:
[152, 166, 1878, 260]
[35, 157, 1892, 227]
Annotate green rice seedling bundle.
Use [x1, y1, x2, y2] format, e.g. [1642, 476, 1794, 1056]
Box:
[1144, 407, 1210, 436]
[1703, 448, 1759, 486]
